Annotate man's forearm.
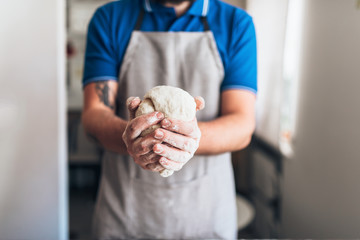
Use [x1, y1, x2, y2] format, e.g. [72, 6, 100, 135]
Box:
[196, 113, 255, 155]
[82, 108, 129, 154]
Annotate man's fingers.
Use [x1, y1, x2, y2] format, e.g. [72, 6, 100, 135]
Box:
[160, 118, 200, 139]
[131, 135, 162, 156]
[159, 157, 183, 171]
[125, 96, 202, 174]
[126, 96, 141, 119]
[146, 163, 165, 172]
[138, 151, 161, 165]
[153, 143, 193, 163]
[194, 96, 205, 111]
[154, 128, 198, 153]
[126, 111, 164, 140]
[134, 152, 163, 171]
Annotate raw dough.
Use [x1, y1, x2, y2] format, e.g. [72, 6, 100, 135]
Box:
[135, 85, 196, 135]
[135, 85, 197, 177]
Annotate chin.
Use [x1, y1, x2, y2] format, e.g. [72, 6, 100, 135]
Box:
[157, 0, 195, 3]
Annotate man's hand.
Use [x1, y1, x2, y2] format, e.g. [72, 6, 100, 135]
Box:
[152, 97, 205, 171]
[122, 97, 165, 172]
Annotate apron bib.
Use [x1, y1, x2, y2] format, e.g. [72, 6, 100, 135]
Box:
[93, 4, 237, 239]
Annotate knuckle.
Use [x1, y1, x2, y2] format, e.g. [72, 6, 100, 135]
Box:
[122, 131, 126, 140]
[133, 152, 142, 159]
[147, 156, 158, 164]
[140, 140, 148, 151]
[122, 127, 130, 141]
[135, 145, 145, 155]
[143, 154, 153, 164]
[145, 112, 159, 125]
[143, 153, 159, 165]
[129, 123, 137, 134]
[123, 138, 128, 146]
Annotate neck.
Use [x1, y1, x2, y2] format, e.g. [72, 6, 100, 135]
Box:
[160, 1, 193, 17]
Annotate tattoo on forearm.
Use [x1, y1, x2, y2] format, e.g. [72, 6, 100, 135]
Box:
[95, 82, 115, 110]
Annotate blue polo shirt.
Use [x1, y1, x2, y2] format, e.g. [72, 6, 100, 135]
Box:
[83, 0, 257, 93]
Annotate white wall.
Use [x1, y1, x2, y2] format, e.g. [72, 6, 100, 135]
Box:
[0, 0, 67, 239]
[246, 0, 289, 148]
[281, 0, 360, 238]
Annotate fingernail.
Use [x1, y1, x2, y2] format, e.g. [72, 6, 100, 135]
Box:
[128, 97, 140, 109]
[154, 130, 164, 139]
[156, 112, 164, 119]
[126, 97, 135, 106]
[162, 119, 171, 128]
[154, 144, 162, 154]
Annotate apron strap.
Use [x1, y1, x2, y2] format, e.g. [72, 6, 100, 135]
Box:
[135, 4, 210, 32]
[201, 16, 210, 31]
[134, 8, 145, 31]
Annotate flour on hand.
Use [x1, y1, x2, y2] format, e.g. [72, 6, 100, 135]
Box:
[135, 85, 197, 177]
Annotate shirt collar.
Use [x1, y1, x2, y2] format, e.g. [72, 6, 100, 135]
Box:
[143, 0, 210, 16]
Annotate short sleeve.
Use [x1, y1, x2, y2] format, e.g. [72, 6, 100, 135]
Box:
[82, 7, 118, 87]
[221, 14, 257, 94]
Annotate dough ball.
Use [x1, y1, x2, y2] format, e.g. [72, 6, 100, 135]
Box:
[135, 86, 196, 136]
[135, 98, 158, 136]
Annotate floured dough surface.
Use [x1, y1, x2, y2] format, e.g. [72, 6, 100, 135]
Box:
[135, 85, 196, 136]
[135, 86, 197, 177]
[136, 98, 159, 136]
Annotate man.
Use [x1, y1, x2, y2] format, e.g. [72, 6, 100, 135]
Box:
[82, 0, 257, 238]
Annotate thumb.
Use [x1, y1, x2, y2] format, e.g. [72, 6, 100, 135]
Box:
[194, 96, 205, 112]
[126, 96, 141, 119]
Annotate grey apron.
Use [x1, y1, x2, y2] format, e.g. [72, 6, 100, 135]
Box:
[92, 3, 237, 239]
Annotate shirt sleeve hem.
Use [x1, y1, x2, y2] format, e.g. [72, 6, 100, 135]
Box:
[82, 76, 118, 88]
[221, 85, 257, 95]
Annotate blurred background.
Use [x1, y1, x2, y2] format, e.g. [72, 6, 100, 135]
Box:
[1, 0, 360, 239]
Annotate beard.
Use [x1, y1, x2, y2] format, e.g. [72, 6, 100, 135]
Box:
[156, 0, 195, 4]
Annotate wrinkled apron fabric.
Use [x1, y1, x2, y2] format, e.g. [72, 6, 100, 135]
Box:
[92, 9, 237, 240]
